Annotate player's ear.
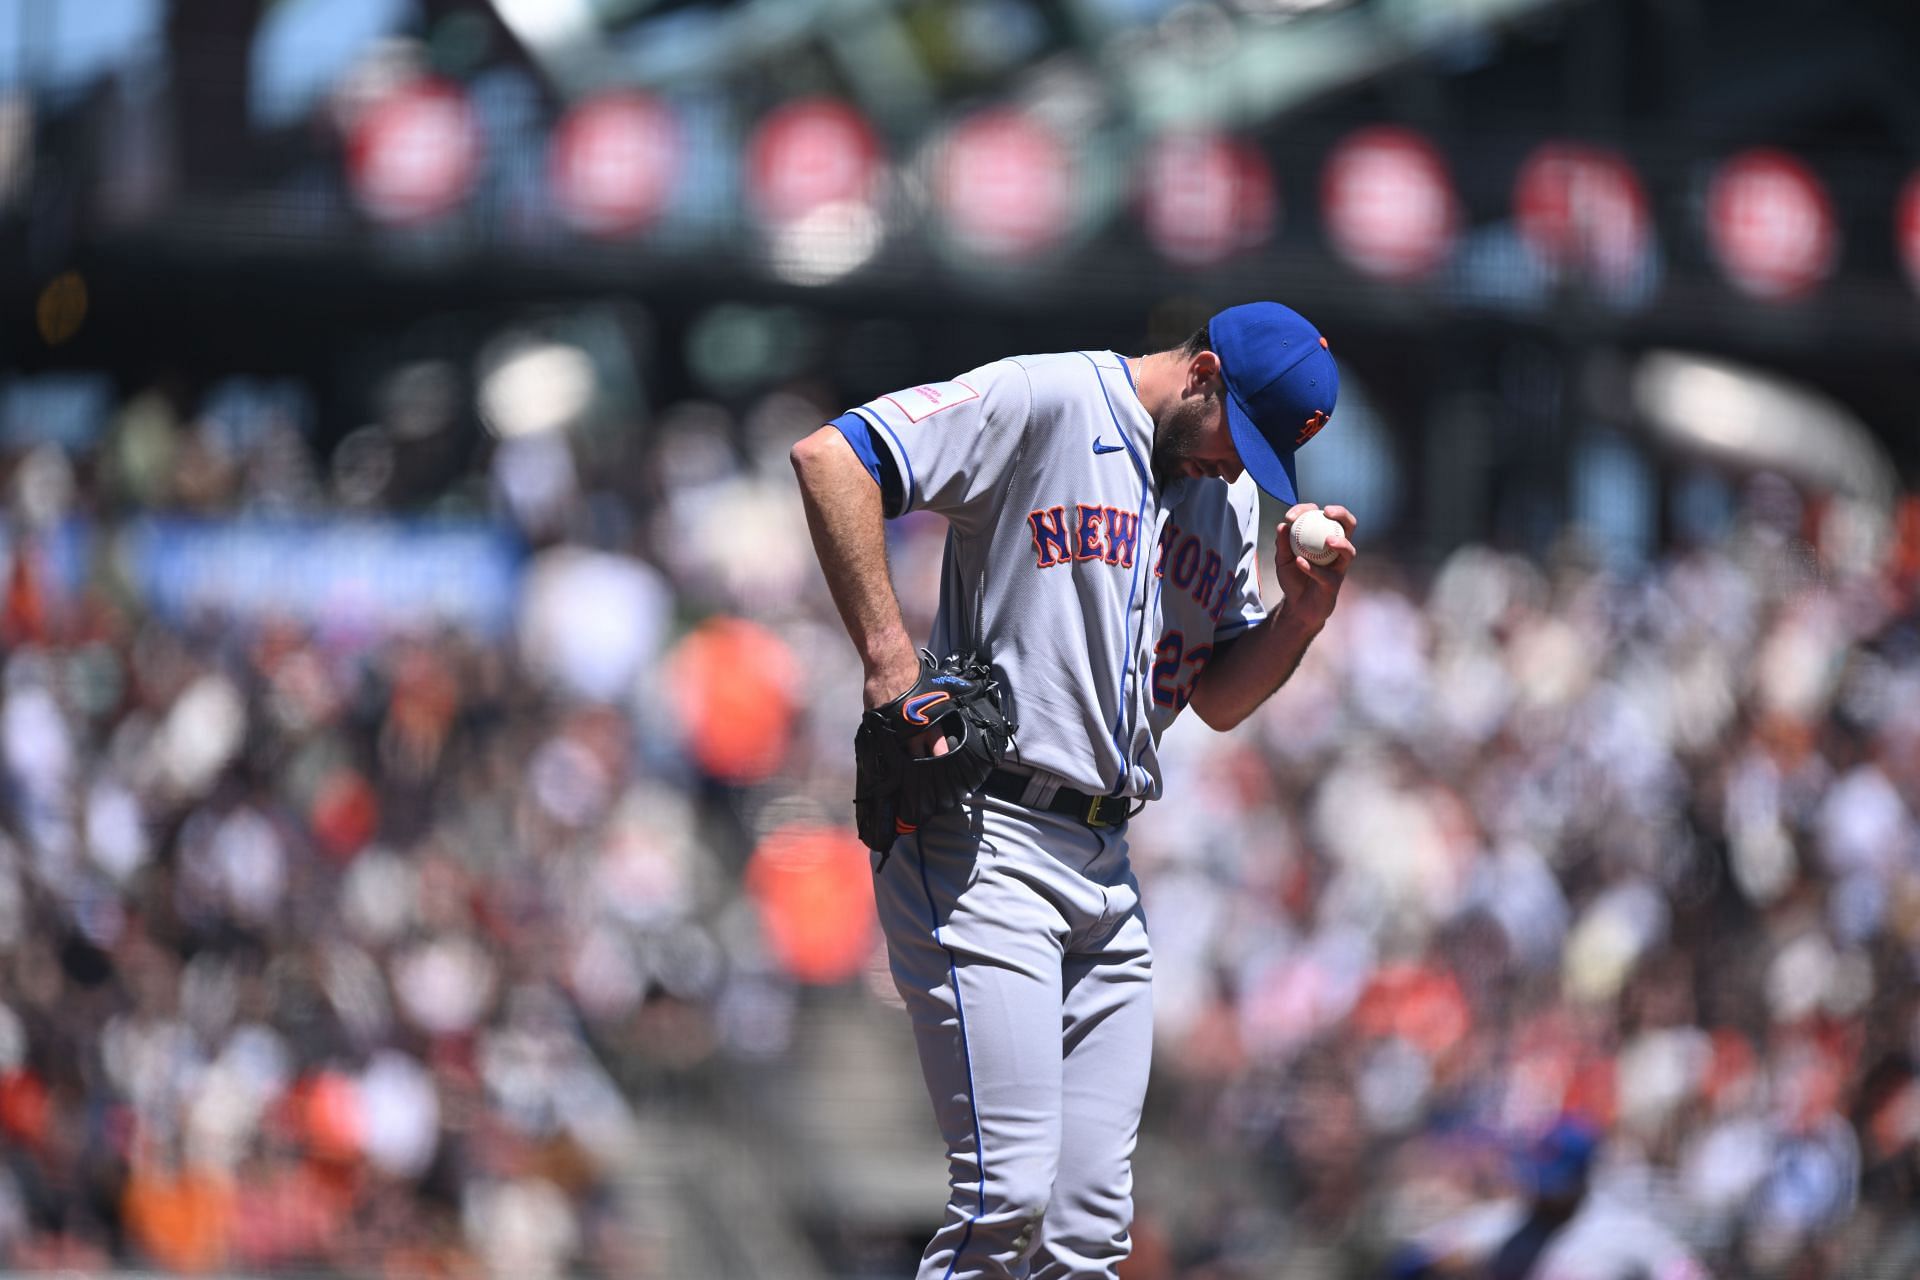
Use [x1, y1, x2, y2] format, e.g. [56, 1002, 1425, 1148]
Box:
[1186, 350, 1221, 396]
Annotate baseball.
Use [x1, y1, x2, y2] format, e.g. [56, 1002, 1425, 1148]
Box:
[1289, 509, 1341, 566]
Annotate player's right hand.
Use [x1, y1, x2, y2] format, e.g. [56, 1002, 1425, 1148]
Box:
[864, 651, 925, 710]
[865, 651, 950, 755]
[1275, 502, 1357, 628]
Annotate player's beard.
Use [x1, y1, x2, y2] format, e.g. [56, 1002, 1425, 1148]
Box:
[1150, 396, 1212, 486]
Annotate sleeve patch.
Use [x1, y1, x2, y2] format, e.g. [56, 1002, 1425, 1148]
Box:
[882, 380, 979, 423]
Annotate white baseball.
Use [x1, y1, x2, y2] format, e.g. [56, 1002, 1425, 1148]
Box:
[1289, 509, 1341, 566]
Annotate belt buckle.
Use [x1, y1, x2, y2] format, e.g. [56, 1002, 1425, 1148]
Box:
[1084, 795, 1114, 828]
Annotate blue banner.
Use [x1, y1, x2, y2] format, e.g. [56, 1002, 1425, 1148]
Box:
[121, 518, 523, 638]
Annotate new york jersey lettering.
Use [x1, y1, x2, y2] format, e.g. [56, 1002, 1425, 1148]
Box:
[1075, 504, 1105, 562]
[1103, 509, 1139, 568]
[1155, 528, 1241, 620]
[1029, 506, 1071, 568]
[1027, 501, 1140, 570]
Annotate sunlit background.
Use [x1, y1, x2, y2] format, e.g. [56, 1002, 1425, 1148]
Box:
[2, 0, 1919, 1277]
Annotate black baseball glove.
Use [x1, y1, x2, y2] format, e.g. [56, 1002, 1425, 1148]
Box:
[854, 650, 1014, 854]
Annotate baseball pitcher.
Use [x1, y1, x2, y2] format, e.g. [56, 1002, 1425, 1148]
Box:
[790, 302, 1358, 1279]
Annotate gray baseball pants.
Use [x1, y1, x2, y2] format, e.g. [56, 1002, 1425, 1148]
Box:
[874, 791, 1154, 1280]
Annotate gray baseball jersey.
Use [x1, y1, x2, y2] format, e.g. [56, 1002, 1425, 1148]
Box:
[828, 350, 1274, 1279]
[835, 350, 1266, 799]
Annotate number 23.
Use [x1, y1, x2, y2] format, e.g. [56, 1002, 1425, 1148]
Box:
[1151, 630, 1211, 710]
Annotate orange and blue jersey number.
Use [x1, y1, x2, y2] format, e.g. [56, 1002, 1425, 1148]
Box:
[1150, 630, 1212, 710]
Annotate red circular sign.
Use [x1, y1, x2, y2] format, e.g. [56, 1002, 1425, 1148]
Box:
[550, 92, 681, 237]
[746, 98, 882, 227]
[1705, 149, 1837, 301]
[1898, 171, 1920, 295]
[346, 78, 481, 227]
[936, 110, 1072, 261]
[1513, 142, 1650, 280]
[1320, 126, 1457, 281]
[1141, 132, 1278, 267]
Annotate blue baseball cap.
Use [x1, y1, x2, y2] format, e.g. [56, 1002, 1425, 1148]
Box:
[1209, 302, 1339, 505]
[1519, 1118, 1600, 1198]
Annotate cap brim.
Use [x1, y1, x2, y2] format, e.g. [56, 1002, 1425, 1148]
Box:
[1225, 388, 1298, 505]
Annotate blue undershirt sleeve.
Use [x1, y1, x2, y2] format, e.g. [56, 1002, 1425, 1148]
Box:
[828, 411, 906, 517]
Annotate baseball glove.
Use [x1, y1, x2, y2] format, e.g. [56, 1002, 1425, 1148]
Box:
[854, 650, 1014, 853]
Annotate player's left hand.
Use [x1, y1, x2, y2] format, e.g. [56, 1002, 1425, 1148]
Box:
[1275, 503, 1357, 629]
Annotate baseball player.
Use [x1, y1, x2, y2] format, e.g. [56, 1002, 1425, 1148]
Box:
[789, 302, 1356, 1280]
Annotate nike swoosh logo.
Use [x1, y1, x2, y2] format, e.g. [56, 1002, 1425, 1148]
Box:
[1092, 438, 1126, 455]
[902, 691, 951, 725]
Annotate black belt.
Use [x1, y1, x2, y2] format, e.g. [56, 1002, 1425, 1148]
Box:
[980, 769, 1136, 829]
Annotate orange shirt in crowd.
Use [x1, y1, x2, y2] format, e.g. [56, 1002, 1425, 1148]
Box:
[123, 1163, 235, 1274]
[746, 822, 876, 984]
[667, 616, 799, 784]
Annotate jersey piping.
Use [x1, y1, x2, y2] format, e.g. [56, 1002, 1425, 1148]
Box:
[853, 404, 917, 515]
[1075, 350, 1154, 797]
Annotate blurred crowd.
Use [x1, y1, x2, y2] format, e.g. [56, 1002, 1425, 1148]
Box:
[0, 372, 848, 1278]
[2, 360, 1919, 1280]
[1123, 477, 1920, 1278]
